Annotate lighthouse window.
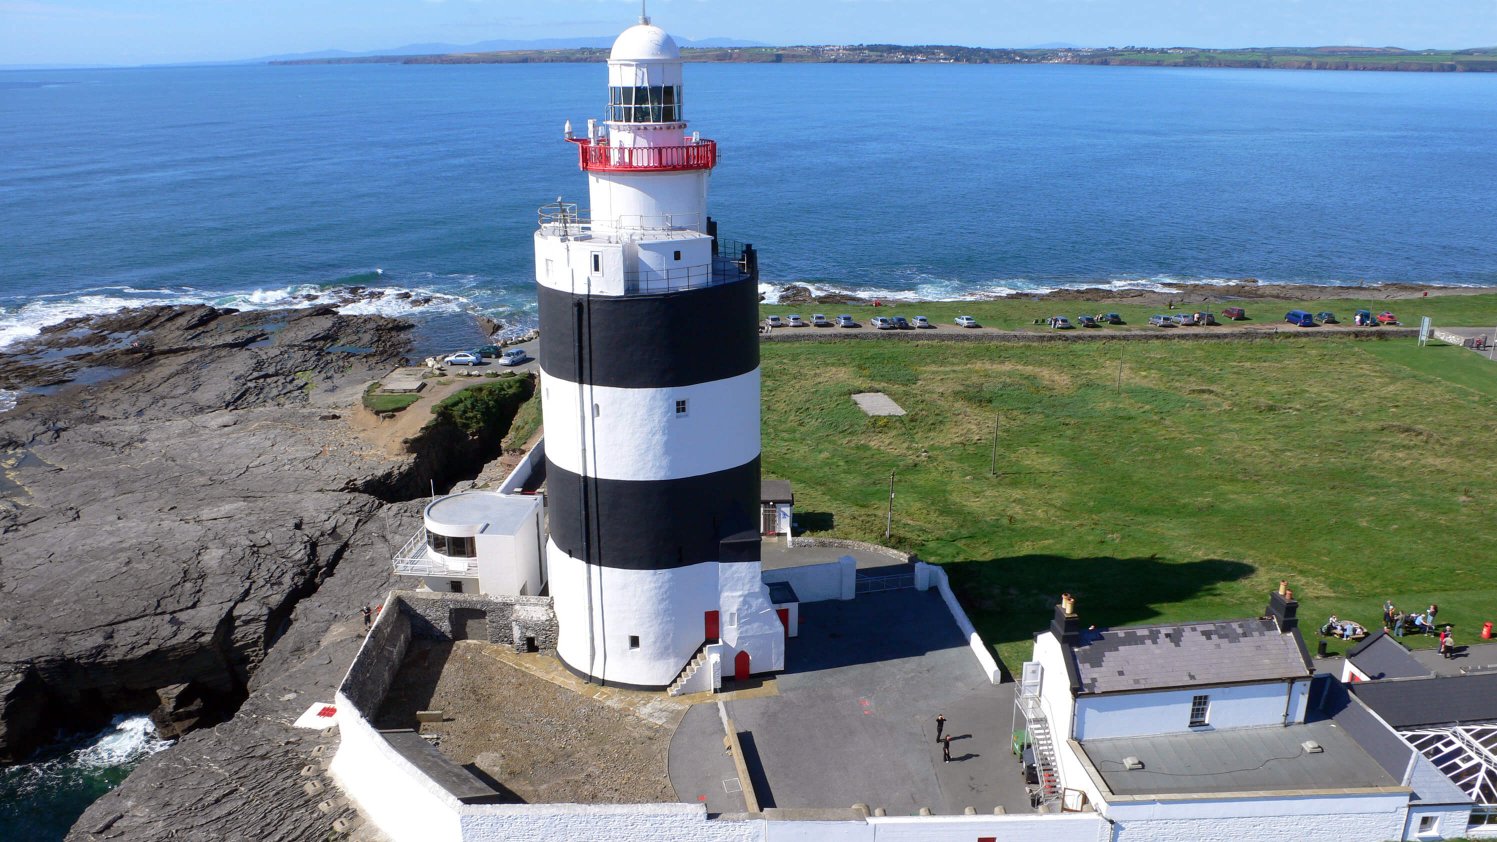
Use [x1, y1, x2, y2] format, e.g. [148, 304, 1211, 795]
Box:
[427, 532, 476, 558]
[607, 85, 682, 123]
[590, 252, 602, 274]
[628, 635, 640, 650]
[673, 250, 681, 261]
[674, 399, 688, 417]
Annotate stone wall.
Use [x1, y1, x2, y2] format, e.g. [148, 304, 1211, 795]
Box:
[397, 590, 558, 653]
[340, 594, 413, 715]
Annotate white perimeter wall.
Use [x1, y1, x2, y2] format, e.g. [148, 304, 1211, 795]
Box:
[1107, 791, 1409, 842]
[1075, 679, 1309, 740]
[455, 803, 1104, 842]
[761, 556, 855, 603]
[918, 563, 1002, 684]
[330, 689, 464, 842]
[541, 369, 760, 481]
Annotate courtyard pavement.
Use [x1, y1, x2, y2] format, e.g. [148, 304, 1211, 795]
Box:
[669, 588, 1032, 817]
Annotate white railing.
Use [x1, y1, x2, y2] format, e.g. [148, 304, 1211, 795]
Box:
[391, 528, 478, 578]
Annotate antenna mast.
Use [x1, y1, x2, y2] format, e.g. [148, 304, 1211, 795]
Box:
[640, 0, 650, 25]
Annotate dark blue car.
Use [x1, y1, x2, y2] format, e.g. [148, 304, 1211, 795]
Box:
[1285, 310, 1316, 327]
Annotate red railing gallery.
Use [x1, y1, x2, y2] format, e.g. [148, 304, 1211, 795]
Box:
[572, 139, 717, 173]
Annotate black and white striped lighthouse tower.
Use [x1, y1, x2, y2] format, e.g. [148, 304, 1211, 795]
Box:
[534, 14, 783, 689]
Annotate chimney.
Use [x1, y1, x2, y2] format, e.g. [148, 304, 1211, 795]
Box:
[1051, 592, 1082, 645]
[1267, 581, 1299, 633]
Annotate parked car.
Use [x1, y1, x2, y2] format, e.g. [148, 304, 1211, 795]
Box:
[1199, 311, 1220, 325]
[913, 316, 932, 329]
[1377, 311, 1399, 325]
[444, 351, 482, 366]
[498, 348, 530, 366]
[1048, 316, 1073, 329]
[1172, 313, 1195, 326]
[1077, 314, 1099, 328]
[765, 315, 783, 328]
[836, 314, 856, 328]
[787, 314, 806, 327]
[472, 344, 503, 358]
[1149, 315, 1175, 327]
[1285, 310, 1316, 327]
[954, 315, 979, 328]
[1316, 311, 1338, 324]
[811, 313, 831, 327]
[1222, 307, 1247, 320]
[1099, 312, 1124, 325]
[871, 317, 895, 330]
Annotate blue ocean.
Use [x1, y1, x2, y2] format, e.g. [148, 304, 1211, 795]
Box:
[2, 59, 1497, 836]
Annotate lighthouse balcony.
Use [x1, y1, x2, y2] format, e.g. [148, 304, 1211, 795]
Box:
[569, 137, 716, 173]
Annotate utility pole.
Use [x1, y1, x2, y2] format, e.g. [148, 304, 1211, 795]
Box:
[990, 415, 1000, 477]
[885, 469, 896, 542]
[1116, 359, 1124, 394]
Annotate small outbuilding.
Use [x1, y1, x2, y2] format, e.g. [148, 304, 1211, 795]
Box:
[394, 491, 545, 597]
[760, 479, 794, 546]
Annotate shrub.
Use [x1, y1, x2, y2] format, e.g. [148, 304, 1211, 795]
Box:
[430, 376, 534, 437]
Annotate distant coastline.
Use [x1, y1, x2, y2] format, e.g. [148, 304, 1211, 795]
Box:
[271, 44, 1497, 72]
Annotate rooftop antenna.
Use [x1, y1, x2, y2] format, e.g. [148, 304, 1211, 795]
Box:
[640, 0, 650, 25]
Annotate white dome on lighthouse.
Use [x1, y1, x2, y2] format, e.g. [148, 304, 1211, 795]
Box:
[610, 23, 680, 61]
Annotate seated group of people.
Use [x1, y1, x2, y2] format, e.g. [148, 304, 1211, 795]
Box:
[1321, 615, 1367, 640]
[1384, 602, 1440, 637]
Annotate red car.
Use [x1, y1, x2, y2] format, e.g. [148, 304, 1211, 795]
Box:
[1377, 312, 1399, 325]
[1222, 307, 1247, 320]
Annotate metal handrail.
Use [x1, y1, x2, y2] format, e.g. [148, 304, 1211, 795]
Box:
[391, 527, 478, 577]
[572, 139, 717, 173]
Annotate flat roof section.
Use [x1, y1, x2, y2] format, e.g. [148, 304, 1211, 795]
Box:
[1350, 672, 1497, 729]
[1070, 618, 1310, 694]
[1079, 719, 1404, 799]
[670, 589, 1033, 816]
[425, 491, 537, 536]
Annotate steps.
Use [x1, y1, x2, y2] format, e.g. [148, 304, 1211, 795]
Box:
[1026, 713, 1062, 805]
[666, 644, 710, 697]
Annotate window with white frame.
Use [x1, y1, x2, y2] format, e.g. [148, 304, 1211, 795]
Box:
[1189, 694, 1210, 727]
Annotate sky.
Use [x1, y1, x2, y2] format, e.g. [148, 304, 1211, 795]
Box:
[3, 0, 1496, 67]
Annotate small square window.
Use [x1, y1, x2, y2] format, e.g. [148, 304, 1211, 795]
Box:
[628, 635, 640, 650]
[1189, 694, 1210, 727]
[673, 250, 682, 261]
[449, 580, 463, 593]
[1419, 816, 1438, 833]
[674, 399, 688, 417]
[728, 612, 738, 627]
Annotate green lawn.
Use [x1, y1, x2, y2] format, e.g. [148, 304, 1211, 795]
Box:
[760, 335, 1497, 673]
[761, 292, 1497, 334]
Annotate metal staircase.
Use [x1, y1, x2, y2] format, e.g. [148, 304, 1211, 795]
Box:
[1016, 662, 1062, 808]
[666, 644, 710, 697]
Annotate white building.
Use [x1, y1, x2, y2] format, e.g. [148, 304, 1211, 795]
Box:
[534, 14, 782, 690]
[393, 490, 544, 597]
[1021, 586, 1473, 841]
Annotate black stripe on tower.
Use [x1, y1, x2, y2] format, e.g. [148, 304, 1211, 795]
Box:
[537, 279, 758, 389]
[547, 458, 762, 570]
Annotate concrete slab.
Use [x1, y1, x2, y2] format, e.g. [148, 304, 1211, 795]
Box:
[669, 590, 1032, 816]
[669, 703, 749, 814]
[380, 367, 427, 393]
[759, 541, 906, 572]
[1409, 638, 1497, 676]
[851, 392, 906, 416]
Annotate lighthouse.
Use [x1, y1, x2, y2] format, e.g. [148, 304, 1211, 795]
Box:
[535, 15, 784, 688]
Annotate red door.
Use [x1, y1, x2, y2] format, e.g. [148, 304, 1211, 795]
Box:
[776, 608, 790, 643]
[734, 650, 751, 681]
[705, 610, 719, 642]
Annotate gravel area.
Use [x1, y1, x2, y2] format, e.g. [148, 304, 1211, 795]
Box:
[374, 640, 678, 804]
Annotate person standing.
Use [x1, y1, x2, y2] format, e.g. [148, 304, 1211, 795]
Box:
[1440, 627, 1455, 659]
[361, 605, 372, 630]
[935, 714, 946, 744]
[942, 734, 952, 763]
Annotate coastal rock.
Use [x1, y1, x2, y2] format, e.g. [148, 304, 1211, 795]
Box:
[0, 305, 425, 762]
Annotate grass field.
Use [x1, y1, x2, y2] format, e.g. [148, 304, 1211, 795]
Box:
[759, 334, 1497, 673]
[761, 292, 1497, 334]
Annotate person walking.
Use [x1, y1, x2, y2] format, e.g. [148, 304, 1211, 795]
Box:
[941, 734, 952, 763]
[935, 714, 946, 744]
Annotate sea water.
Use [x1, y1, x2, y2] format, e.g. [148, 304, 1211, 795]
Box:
[2, 59, 1497, 836]
[2, 61, 1496, 353]
[0, 716, 172, 839]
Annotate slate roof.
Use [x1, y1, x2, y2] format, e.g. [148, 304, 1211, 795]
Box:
[1079, 719, 1402, 797]
[1069, 617, 1311, 694]
[760, 479, 794, 503]
[1345, 630, 1433, 681]
[1349, 672, 1497, 729]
